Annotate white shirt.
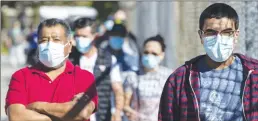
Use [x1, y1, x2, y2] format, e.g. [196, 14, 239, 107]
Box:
[79, 53, 98, 74]
[79, 53, 122, 83]
[124, 66, 172, 121]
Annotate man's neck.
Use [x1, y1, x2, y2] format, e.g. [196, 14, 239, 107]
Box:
[83, 46, 97, 58]
[205, 55, 235, 70]
[45, 62, 66, 81]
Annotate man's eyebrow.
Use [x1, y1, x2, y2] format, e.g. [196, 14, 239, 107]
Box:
[221, 28, 234, 31]
[53, 37, 60, 39]
[204, 29, 217, 32]
[41, 36, 48, 39]
[204, 28, 234, 32]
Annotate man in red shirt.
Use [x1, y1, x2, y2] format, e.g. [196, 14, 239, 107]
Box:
[5, 18, 98, 121]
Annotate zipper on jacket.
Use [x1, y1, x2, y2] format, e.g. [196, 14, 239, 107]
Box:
[189, 71, 201, 121]
[242, 70, 253, 121]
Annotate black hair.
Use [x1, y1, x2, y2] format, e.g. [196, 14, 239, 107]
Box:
[37, 18, 71, 39]
[107, 23, 127, 37]
[143, 34, 166, 52]
[199, 3, 239, 30]
[73, 17, 97, 33]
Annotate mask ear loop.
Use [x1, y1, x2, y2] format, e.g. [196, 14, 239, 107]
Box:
[233, 31, 238, 49]
[64, 41, 71, 59]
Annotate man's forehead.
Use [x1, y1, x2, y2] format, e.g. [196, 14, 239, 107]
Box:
[75, 26, 92, 34]
[41, 25, 66, 37]
[203, 17, 235, 30]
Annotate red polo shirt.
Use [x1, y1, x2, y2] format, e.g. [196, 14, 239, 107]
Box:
[5, 60, 98, 120]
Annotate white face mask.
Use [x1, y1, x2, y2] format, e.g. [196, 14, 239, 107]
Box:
[203, 35, 235, 62]
[39, 41, 69, 68]
[75, 37, 92, 53]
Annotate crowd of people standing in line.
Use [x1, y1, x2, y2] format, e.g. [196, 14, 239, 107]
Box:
[4, 3, 258, 121]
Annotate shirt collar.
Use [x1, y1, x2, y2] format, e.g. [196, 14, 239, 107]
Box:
[29, 60, 75, 74]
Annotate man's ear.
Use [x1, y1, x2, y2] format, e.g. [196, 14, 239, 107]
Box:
[234, 29, 240, 43]
[198, 30, 204, 44]
[69, 41, 72, 53]
[67, 36, 73, 53]
[93, 33, 98, 39]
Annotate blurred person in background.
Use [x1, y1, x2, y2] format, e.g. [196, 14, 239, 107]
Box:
[7, 20, 27, 67]
[123, 35, 172, 121]
[69, 17, 124, 121]
[114, 10, 126, 23]
[105, 23, 140, 73]
[113, 9, 137, 46]
[96, 10, 137, 51]
[26, 24, 39, 66]
[159, 3, 258, 121]
[102, 23, 140, 121]
[1, 29, 11, 54]
[98, 20, 114, 36]
[95, 20, 114, 48]
[5, 18, 98, 121]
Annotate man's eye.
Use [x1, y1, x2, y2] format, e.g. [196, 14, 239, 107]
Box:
[40, 39, 47, 43]
[221, 31, 234, 36]
[204, 31, 216, 35]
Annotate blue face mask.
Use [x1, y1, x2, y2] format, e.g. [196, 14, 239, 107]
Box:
[75, 37, 92, 53]
[203, 35, 234, 62]
[109, 36, 124, 50]
[141, 54, 161, 69]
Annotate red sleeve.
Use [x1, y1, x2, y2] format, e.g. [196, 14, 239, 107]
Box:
[75, 67, 98, 112]
[5, 69, 28, 111]
[158, 78, 174, 121]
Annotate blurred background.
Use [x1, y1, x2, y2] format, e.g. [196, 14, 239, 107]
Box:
[1, 1, 258, 121]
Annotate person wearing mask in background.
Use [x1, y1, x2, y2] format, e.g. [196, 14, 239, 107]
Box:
[96, 10, 138, 51]
[158, 3, 258, 121]
[6, 18, 98, 121]
[113, 10, 137, 47]
[69, 17, 124, 121]
[105, 23, 140, 73]
[8, 20, 27, 67]
[123, 35, 172, 121]
[102, 23, 140, 121]
[95, 19, 114, 48]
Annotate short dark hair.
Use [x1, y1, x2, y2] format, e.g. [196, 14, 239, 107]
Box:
[107, 23, 127, 37]
[37, 18, 71, 39]
[73, 17, 97, 33]
[199, 3, 239, 30]
[143, 34, 166, 52]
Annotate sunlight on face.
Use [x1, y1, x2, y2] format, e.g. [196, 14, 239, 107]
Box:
[202, 17, 236, 32]
[39, 25, 72, 56]
[74, 26, 95, 39]
[200, 17, 239, 44]
[144, 41, 165, 61]
[144, 41, 163, 55]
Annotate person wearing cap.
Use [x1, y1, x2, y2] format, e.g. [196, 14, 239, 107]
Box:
[96, 13, 138, 51]
[105, 23, 140, 72]
[98, 23, 140, 121]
